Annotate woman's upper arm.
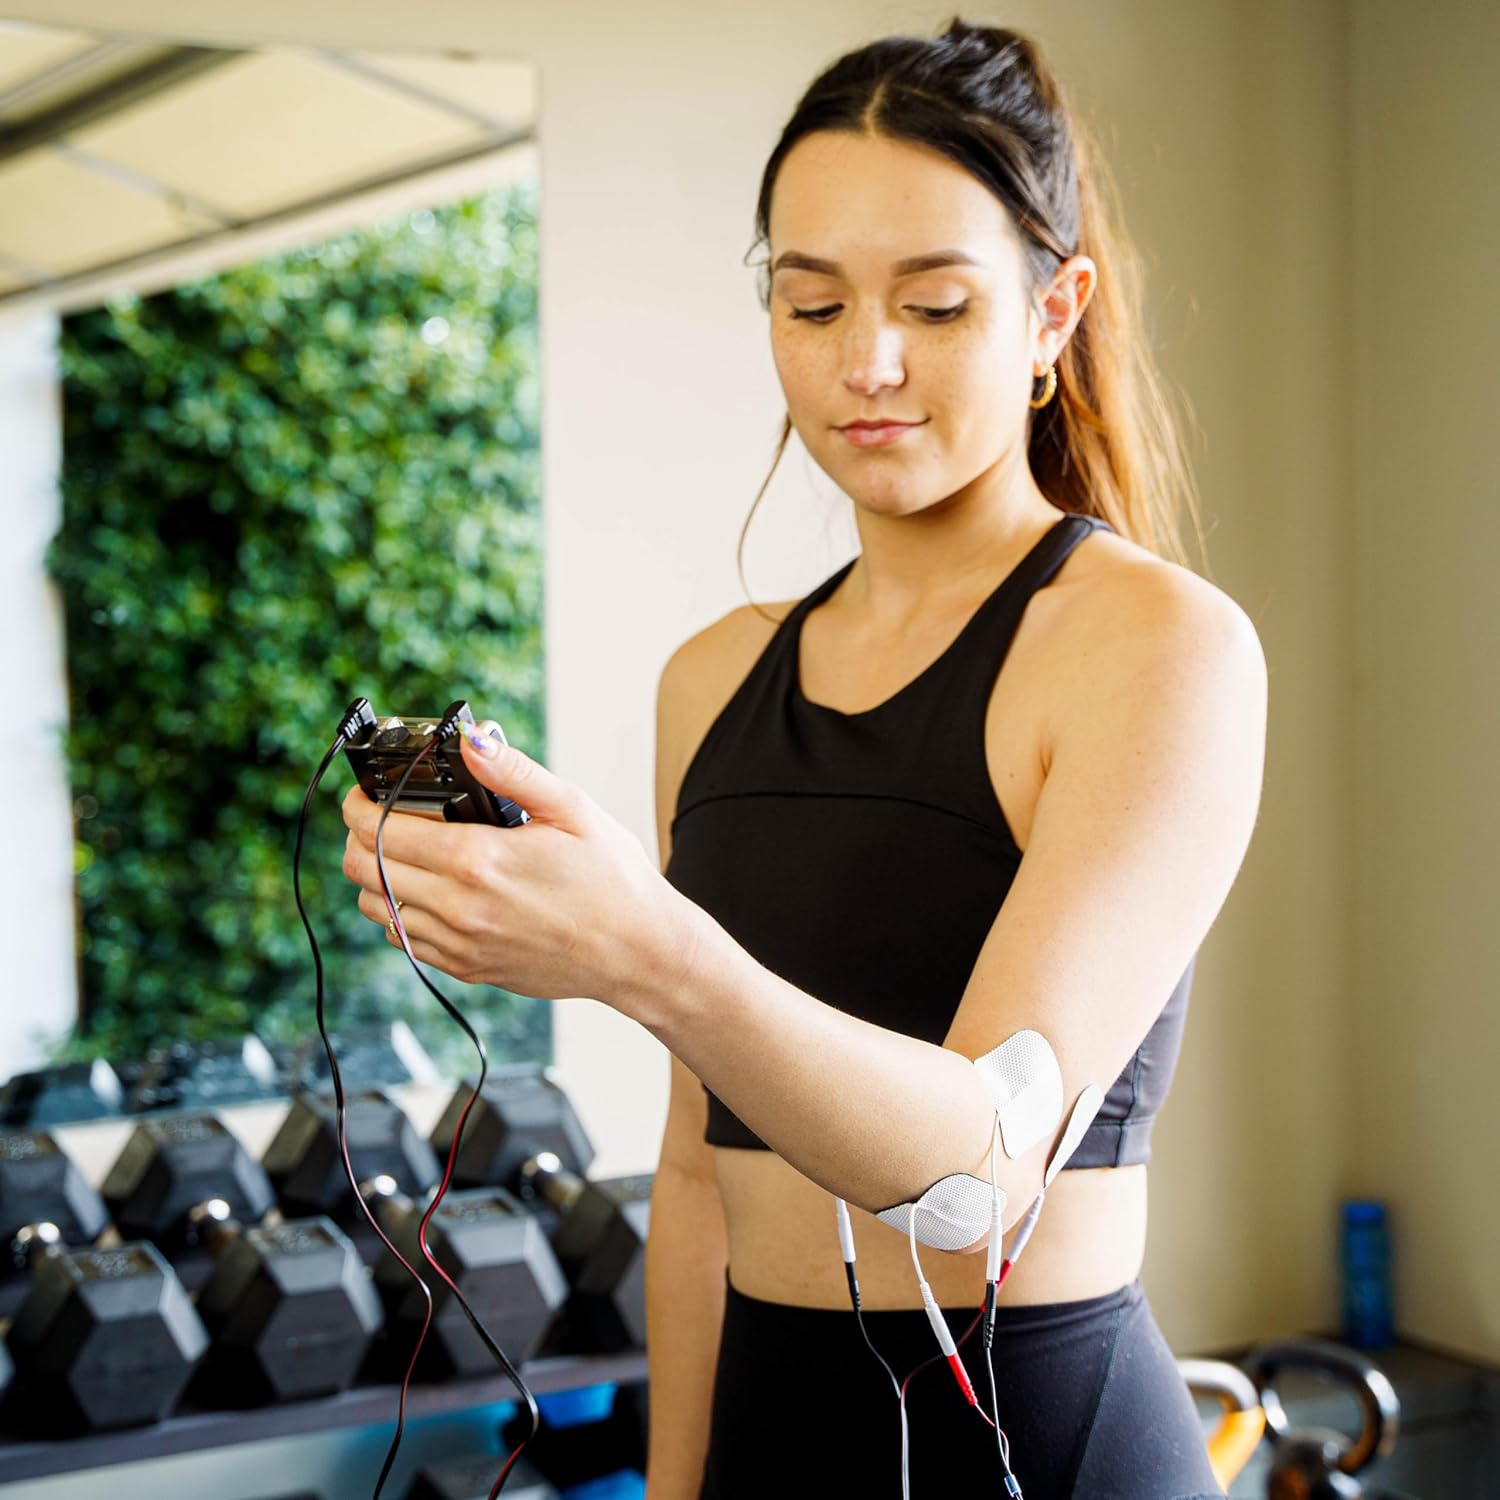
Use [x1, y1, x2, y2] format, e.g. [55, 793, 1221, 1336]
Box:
[652, 621, 725, 1180]
[654, 638, 691, 878]
[941, 566, 1267, 1179]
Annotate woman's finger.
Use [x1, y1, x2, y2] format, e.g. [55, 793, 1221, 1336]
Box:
[341, 785, 472, 872]
[355, 886, 446, 942]
[355, 887, 473, 974]
[343, 837, 468, 916]
[357, 886, 405, 927]
[382, 916, 474, 983]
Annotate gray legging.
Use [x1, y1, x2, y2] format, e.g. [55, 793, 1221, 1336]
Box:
[698, 1273, 1226, 1499]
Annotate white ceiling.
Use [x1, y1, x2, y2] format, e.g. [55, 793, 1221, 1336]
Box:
[0, 20, 537, 312]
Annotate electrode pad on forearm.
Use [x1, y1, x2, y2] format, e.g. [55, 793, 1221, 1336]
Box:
[972, 1029, 1064, 1159]
[873, 1029, 1068, 1251]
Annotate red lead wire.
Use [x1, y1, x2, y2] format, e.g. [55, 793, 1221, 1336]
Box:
[946, 1352, 979, 1407]
[897, 1307, 998, 1428]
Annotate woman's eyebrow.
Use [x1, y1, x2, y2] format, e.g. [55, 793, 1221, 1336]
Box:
[770, 249, 984, 277]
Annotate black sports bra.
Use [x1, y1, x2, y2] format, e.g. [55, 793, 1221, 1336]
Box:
[663, 513, 1193, 1169]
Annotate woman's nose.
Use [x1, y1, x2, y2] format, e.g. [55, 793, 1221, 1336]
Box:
[840, 314, 906, 393]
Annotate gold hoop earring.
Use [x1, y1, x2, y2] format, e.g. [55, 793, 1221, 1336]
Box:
[1028, 364, 1058, 409]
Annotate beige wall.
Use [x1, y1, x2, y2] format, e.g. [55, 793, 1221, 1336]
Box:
[1348, 2, 1500, 1367]
[4, 0, 1493, 1364]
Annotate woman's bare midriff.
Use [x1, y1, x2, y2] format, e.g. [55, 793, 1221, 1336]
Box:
[672, 515, 1158, 1312]
[714, 1151, 1145, 1309]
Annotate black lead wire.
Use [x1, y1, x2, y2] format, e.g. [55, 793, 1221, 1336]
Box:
[294, 721, 436, 1500]
[843, 1266, 913, 1500]
[371, 718, 541, 1496]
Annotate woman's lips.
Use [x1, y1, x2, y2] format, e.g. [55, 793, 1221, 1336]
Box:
[839, 421, 922, 448]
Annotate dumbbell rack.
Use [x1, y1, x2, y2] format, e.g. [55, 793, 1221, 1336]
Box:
[1, 1071, 652, 1490]
[0, 1346, 647, 1484]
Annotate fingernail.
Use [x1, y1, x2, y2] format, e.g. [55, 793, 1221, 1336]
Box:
[466, 729, 495, 755]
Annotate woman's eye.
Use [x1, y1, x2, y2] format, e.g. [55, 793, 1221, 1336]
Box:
[916, 303, 968, 322]
[788, 302, 969, 324]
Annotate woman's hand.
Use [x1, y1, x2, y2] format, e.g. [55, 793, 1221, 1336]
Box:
[340, 724, 701, 1012]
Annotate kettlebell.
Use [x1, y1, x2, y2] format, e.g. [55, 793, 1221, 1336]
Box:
[1243, 1337, 1416, 1499]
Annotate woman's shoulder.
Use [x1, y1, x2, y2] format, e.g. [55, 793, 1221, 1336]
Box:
[1025, 523, 1265, 755]
[1059, 523, 1262, 661]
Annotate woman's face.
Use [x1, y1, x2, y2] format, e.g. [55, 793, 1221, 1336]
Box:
[767, 129, 1062, 519]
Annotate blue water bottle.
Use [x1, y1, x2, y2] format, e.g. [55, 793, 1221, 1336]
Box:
[1340, 1198, 1394, 1349]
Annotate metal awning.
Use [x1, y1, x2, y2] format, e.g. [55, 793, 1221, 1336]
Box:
[0, 20, 537, 314]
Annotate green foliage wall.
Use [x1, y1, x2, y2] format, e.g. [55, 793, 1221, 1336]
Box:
[45, 182, 549, 1072]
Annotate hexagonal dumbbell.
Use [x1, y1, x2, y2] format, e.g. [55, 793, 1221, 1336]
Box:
[263, 1089, 439, 1225]
[1, 1129, 111, 1279]
[4, 1239, 209, 1431]
[101, 1113, 275, 1250]
[97, 1114, 383, 1405]
[519, 1159, 652, 1355]
[429, 1066, 594, 1191]
[186, 1198, 384, 1406]
[426, 1069, 647, 1353]
[363, 1174, 567, 1380]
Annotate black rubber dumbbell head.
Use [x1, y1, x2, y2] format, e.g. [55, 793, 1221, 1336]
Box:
[430, 1066, 594, 1191]
[1, 1129, 110, 1266]
[5, 1240, 209, 1430]
[263, 1090, 439, 1222]
[519, 1157, 652, 1354]
[367, 1175, 568, 1379]
[188, 1198, 384, 1404]
[100, 1113, 275, 1248]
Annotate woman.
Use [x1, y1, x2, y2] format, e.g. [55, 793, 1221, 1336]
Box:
[341, 17, 1266, 1499]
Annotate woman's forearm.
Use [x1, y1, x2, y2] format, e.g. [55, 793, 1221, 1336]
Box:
[616, 897, 1026, 1224]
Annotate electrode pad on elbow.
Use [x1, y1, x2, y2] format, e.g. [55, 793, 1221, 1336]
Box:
[973, 1029, 1064, 1160]
[870, 1029, 1067, 1252]
[874, 1172, 1004, 1252]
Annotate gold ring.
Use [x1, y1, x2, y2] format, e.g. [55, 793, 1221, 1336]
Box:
[386, 899, 406, 936]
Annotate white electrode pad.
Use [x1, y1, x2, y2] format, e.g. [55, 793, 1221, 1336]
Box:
[1044, 1083, 1105, 1186]
[869, 1031, 1089, 1253]
[875, 1171, 1005, 1253]
[973, 1029, 1064, 1159]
